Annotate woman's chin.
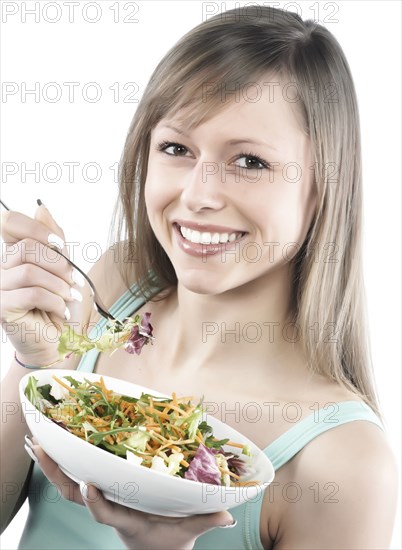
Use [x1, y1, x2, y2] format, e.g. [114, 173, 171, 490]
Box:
[175, 269, 229, 296]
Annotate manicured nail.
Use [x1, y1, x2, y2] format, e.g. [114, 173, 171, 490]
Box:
[70, 288, 83, 302]
[24, 443, 38, 463]
[64, 307, 71, 321]
[219, 518, 237, 528]
[48, 233, 64, 250]
[71, 268, 85, 288]
[24, 434, 33, 448]
[37, 199, 43, 206]
[79, 481, 88, 499]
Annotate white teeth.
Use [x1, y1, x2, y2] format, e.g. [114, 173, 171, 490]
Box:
[179, 225, 243, 244]
[190, 230, 200, 244]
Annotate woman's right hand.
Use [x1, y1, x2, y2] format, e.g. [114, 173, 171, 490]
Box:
[1, 202, 86, 367]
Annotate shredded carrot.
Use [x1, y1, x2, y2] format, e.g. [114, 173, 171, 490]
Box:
[38, 375, 258, 488]
[222, 440, 246, 449]
[165, 403, 193, 416]
[52, 375, 76, 393]
[175, 396, 194, 403]
[146, 406, 170, 420]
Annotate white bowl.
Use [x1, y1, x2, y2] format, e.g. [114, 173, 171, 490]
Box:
[19, 369, 275, 517]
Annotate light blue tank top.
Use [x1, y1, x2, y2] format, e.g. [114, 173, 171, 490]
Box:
[18, 283, 385, 550]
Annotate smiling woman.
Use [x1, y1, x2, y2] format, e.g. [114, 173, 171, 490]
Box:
[145, 85, 316, 297]
[0, 3, 399, 550]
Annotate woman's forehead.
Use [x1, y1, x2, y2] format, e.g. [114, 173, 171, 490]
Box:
[154, 80, 306, 141]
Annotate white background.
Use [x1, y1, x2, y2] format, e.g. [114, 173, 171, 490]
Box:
[1, 1, 400, 548]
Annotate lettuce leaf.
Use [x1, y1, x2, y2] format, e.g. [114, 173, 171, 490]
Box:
[174, 408, 203, 439]
[57, 325, 95, 359]
[24, 376, 54, 412]
[57, 314, 154, 360]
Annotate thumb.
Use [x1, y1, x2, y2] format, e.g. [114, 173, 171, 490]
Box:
[182, 511, 237, 538]
[35, 199, 67, 255]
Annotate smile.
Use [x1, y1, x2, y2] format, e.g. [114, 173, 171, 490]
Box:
[179, 225, 245, 245]
[172, 222, 248, 258]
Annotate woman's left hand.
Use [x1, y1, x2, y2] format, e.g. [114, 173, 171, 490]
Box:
[29, 442, 236, 550]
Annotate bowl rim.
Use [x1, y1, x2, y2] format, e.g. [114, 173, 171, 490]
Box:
[19, 369, 275, 490]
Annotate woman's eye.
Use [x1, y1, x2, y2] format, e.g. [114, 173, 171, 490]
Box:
[157, 141, 190, 157]
[234, 155, 269, 170]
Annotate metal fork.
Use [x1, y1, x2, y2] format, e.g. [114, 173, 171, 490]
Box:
[0, 199, 119, 323]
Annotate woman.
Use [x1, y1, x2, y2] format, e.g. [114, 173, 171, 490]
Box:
[1, 6, 398, 549]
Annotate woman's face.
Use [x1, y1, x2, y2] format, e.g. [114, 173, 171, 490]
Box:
[145, 79, 317, 295]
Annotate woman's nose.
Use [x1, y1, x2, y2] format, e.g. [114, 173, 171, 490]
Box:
[181, 159, 227, 212]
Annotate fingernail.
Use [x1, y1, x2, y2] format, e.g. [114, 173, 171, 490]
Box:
[70, 288, 83, 302]
[48, 233, 64, 250]
[24, 434, 33, 448]
[79, 481, 88, 499]
[71, 268, 85, 288]
[37, 199, 44, 206]
[64, 307, 71, 321]
[24, 443, 38, 463]
[219, 518, 237, 529]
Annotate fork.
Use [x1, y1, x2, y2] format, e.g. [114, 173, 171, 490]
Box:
[0, 199, 119, 324]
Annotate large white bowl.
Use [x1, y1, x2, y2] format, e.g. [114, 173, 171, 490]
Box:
[19, 369, 275, 517]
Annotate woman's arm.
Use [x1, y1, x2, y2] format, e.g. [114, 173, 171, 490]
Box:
[272, 421, 398, 549]
[0, 244, 125, 532]
[0, 206, 123, 532]
[0, 352, 83, 532]
[1, 204, 88, 532]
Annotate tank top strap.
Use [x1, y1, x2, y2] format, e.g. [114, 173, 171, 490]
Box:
[77, 282, 153, 373]
[243, 400, 384, 550]
[264, 400, 384, 471]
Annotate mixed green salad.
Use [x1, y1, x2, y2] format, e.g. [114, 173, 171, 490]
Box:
[25, 374, 256, 487]
[57, 312, 154, 361]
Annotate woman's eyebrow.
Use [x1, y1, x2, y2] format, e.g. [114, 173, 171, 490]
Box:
[157, 124, 279, 153]
[226, 138, 278, 152]
[158, 123, 189, 136]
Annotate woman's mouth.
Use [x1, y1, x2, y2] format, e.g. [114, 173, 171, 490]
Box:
[173, 222, 247, 257]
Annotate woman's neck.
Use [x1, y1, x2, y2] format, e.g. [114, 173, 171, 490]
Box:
[159, 264, 307, 380]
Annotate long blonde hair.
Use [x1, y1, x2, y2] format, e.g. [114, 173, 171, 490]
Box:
[108, 6, 382, 418]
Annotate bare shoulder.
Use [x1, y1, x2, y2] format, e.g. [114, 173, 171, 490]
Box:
[87, 242, 137, 323]
[273, 416, 399, 549]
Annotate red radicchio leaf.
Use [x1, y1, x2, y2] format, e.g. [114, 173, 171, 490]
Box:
[224, 452, 248, 476]
[184, 444, 221, 485]
[125, 313, 153, 355]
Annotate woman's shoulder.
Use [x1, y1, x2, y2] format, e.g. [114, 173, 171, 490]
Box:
[290, 386, 396, 495]
[271, 400, 398, 548]
[297, 405, 395, 478]
[90, 241, 139, 296]
[86, 243, 170, 326]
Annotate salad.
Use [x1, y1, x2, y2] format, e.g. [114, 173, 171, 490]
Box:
[57, 312, 154, 361]
[25, 375, 255, 487]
